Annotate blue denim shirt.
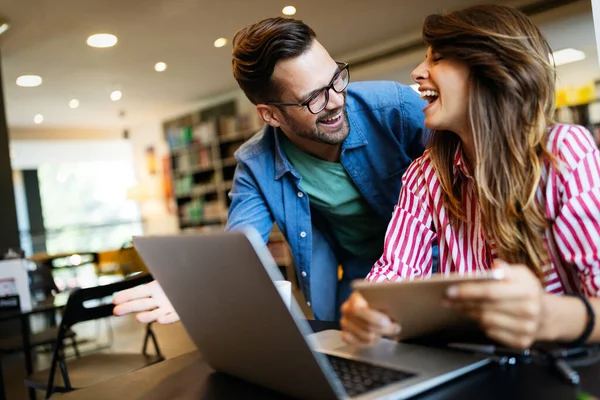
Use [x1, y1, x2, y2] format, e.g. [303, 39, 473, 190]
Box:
[227, 81, 426, 321]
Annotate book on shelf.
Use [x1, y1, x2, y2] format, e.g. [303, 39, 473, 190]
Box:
[197, 147, 211, 169]
[218, 116, 237, 136]
[193, 120, 217, 145]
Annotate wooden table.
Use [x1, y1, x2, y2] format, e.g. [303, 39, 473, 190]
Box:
[59, 321, 600, 400]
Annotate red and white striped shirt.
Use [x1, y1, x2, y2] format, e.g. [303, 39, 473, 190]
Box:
[367, 124, 600, 296]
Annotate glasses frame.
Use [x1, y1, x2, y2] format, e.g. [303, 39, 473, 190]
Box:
[266, 62, 350, 114]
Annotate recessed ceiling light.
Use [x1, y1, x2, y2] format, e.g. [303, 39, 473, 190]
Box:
[69, 254, 82, 266]
[33, 114, 43, 124]
[154, 62, 167, 72]
[0, 22, 10, 36]
[16, 75, 42, 87]
[551, 48, 586, 66]
[87, 33, 118, 48]
[110, 90, 122, 101]
[214, 38, 227, 48]
[69, 99, 80, 109]
[282, 6, 297, 15]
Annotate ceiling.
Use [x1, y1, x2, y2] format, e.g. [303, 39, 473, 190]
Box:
[0, 0, 596, 131]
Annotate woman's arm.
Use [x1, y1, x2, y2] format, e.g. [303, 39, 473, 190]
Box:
[341, 157, 436, 345]
[447, 126, 600, 349]
[367, 158, 437, 282]
[545, 126, 600, 342]
[541, 293, 599, 343]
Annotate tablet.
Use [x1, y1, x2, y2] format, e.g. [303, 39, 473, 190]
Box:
[352, 269, 505, 341]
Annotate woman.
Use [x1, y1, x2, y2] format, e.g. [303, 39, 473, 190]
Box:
[341, 4, 600, 350]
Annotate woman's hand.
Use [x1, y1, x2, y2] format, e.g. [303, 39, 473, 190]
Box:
[113, 280, 180, 324]
[444, 260, 550, 349]
[340, 291, 401, 347]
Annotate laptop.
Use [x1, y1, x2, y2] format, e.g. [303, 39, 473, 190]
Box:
[133, 229, 489, 400]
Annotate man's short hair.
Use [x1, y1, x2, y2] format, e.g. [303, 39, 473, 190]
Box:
[232, 17, 317, 105]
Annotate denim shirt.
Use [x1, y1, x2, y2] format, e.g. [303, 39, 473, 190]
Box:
[227, 81, 426, 321]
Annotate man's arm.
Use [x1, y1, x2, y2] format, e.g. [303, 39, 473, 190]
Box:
[113, 160, 275, 323]
[226, 161, 275, 241]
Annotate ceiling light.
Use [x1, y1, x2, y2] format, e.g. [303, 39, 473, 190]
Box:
[282, 6, 297, 15]
[69, 254, 82, 266]
[16, 75, 42, 87]
[154, 62, 167, 72]
[0, 22, 10, 36]
[110, 90, 122, 101]
[87, 33, 118, 48]
[33, 114, 43, 124]
[551, 48, 586, 66]
[213, 38, 227, 48]
[69, 99, 80, 109]
[410, 83, 420, 92]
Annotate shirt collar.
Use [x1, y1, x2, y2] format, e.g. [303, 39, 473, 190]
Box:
[274, 127, 298, 180]
[453, 144, 473, 180]
[273, 105, 368, 180]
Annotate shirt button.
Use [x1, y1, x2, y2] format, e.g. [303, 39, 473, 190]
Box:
[301, 271, 307, 277]
[300, 231, 307, 238]
[307, 301, 311, 307]
[297, 192, 304, 198]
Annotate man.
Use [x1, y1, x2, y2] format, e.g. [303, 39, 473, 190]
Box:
[113, 17, 426, 322]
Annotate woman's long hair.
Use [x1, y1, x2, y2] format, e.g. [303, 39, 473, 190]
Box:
[423, 5, 556, 280]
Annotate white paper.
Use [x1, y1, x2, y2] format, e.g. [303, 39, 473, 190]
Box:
[0, 259, 32, 311]
[274, 280, 292, 310]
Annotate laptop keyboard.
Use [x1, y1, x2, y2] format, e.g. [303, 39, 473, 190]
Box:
[324, 354, 416, 397]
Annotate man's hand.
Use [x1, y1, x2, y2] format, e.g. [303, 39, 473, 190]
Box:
[340, 291, 401, 347]
[113, 280, 180, 324]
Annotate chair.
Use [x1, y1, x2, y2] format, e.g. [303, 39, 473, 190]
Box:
[0, 296, 79, 364]
[24, 273, 164, 399]
[0, 265, 79, 357]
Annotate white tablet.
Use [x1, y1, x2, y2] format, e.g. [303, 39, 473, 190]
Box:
[352, 269, 505, 341]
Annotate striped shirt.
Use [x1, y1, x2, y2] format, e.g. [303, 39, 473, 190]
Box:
[367, 124, 600, 296]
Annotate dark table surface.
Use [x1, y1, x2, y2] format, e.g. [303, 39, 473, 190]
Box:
[59, 320, 600, 400]
[0, 292, 69, 322]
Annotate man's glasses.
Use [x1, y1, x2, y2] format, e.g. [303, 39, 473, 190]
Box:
[266, 62, 350, 115]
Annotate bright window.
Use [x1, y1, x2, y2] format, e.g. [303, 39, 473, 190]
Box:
[38, 160, 142, 254]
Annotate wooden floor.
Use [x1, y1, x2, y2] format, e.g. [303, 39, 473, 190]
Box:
[1, 315, 197, 400]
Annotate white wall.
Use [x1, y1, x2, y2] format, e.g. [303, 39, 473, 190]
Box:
[593, 0, 600, 68]
[9, 127, 121, 141]
[126, 121, 179, 236]
[10, 140, 133, 170]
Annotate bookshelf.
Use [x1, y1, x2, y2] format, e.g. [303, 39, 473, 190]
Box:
[163, 101, 296, 283]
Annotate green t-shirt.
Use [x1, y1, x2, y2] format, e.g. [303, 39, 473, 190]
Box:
[283, 138, 387, 260]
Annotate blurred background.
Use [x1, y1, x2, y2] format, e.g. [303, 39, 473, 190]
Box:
[0, 1, 599, 398]
[0, 0, 598, 276]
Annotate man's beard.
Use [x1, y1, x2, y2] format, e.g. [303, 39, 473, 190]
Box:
[283, 105, 350, 146]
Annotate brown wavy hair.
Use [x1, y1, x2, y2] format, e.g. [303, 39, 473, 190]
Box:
[232, 17, 316, 105]
[423, 5, 556, 280]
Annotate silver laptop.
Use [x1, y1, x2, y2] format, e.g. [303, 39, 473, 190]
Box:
[133, 229, 489, 400]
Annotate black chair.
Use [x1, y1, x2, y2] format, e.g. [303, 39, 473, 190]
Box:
[0, 265, 79, 357]
[0, 294, 79, 363]
[24, 273, 164, 399]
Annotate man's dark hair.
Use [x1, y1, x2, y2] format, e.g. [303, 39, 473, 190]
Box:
[232, 17, 316, 105]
